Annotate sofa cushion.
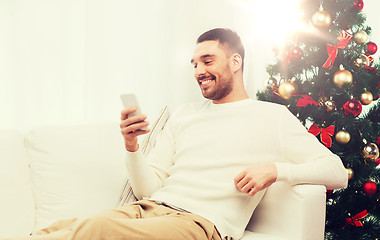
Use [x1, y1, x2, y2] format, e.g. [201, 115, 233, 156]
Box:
[0, 129, 35, 238]
[25, 123, 128, 231]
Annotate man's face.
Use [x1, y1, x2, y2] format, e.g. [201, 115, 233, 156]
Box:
[191, 40, 234, 102]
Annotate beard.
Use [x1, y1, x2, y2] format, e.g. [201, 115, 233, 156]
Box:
[199, 68, 234, 101]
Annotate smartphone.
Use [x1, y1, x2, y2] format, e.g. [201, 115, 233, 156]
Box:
[120, 93, 148, 130]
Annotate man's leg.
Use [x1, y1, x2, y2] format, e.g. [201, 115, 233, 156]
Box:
[3, 200, 221, 240]
[69, 199, 221, 240]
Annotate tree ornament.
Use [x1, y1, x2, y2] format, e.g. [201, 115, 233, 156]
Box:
[318, 96, 327, 106]
[360, 91, 373, 105]
[352, 0, 364, 12]
[279, 81, 297, 100]
[296, 95, 318, 107]
[311, 8, 331, 29]
[322, 30, 352, 69]
[354, 54, 370, 68]
[365, 42, 378, 55]
[308, 124, 335, 148]
[353, 30, 368, 44]
[362, 143, 379, 160]
[346, 210, 369, 227]
[362, 180, 377, 196]
[335, 130, 351, 144]
[347, 168, 354, 180]
[343, 99, 362, 117]
[325, 99, 336, 111]
[318, 96, 336, 111]
[376, 158, 380, 167]
[288, 47, 303, 60]
[266, 78, 277, 88]
[333, 65, 353, 88]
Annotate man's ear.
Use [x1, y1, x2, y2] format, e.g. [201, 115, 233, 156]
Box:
[230, 53, 243, 73]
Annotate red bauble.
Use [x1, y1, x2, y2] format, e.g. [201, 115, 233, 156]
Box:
[352, 0, 364, 12]
[343, 99, 362, 117]
[365, 42, 378, 55]
[362, 181, 377, 196]
[288, 47, 303, 60]
[376, 158, 380, 167]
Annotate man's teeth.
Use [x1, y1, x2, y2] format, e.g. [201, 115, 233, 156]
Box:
[200, 79, 213, 85]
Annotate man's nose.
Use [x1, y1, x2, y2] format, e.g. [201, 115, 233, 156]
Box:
[195, 64, 207, 77]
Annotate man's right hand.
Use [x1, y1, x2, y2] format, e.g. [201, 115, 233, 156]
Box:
[120, 107, 150, 152]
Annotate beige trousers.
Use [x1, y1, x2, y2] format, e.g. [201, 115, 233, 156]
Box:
[8, 200, 222, 240]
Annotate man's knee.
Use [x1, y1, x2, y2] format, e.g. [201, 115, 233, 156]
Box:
[70, 215, 113, 239]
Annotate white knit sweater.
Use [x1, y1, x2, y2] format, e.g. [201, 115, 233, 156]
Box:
[126, 99, 347, 239]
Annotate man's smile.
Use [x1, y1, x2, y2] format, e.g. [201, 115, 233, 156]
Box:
[198, 76, 216, 89]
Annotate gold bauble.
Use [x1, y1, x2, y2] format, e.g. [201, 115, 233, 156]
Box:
[312, 9, 331, 29]
[347, 168, 354, 180]
[362, 143, 380, 160]
[279, 81, 297, 100]
[354, 54, 370, 68]
[335, 130, 351, 144]
[333, 66, 353, 88]
[360, 91, 373, 105]
[353, 30, 368, 44]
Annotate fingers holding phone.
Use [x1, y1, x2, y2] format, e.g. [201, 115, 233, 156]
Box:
[120, 94, 150, 152]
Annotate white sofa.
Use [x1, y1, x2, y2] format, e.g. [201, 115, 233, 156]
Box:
[0, 123, 327, 240]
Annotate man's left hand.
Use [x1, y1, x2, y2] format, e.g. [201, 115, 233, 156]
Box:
[234, 164, 278, 196]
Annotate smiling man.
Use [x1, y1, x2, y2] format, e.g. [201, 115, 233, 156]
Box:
[191, 30, 246, 104]
[5, 28, 348, 240]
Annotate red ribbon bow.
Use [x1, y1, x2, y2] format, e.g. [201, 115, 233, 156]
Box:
[308, 124, 335, 148]
[346, 210, 368, 227]
[322, 30, 353, 69]
[296, 95, 318, 107]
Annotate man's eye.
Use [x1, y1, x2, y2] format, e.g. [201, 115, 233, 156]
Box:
[205, 61, 212, 65]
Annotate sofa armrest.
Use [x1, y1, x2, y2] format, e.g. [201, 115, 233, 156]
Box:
[244, 182, 326, 240]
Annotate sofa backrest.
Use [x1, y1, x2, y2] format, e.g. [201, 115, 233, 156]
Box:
[24, 123, 128, 231]
[0, 129, 35, 238]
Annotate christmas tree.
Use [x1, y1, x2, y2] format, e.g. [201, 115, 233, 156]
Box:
[256, 0, 380, 239]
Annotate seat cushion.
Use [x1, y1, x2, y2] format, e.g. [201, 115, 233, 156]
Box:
[0, 129, 35, 238]
[241, 231, 286, 240]
[25, 123, 128, 231]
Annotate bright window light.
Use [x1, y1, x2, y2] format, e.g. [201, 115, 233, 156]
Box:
[237, 0, 308, 48]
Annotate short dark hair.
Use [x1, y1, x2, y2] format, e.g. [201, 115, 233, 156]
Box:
[197, 28, 245, 70]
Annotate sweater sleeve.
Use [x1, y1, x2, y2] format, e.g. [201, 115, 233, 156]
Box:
[125, 117, 176, 199]
[275, 106, 348, 190]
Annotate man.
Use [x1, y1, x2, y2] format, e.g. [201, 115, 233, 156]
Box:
[119, 28, 347, 239]
[6, 28, 348, 240]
